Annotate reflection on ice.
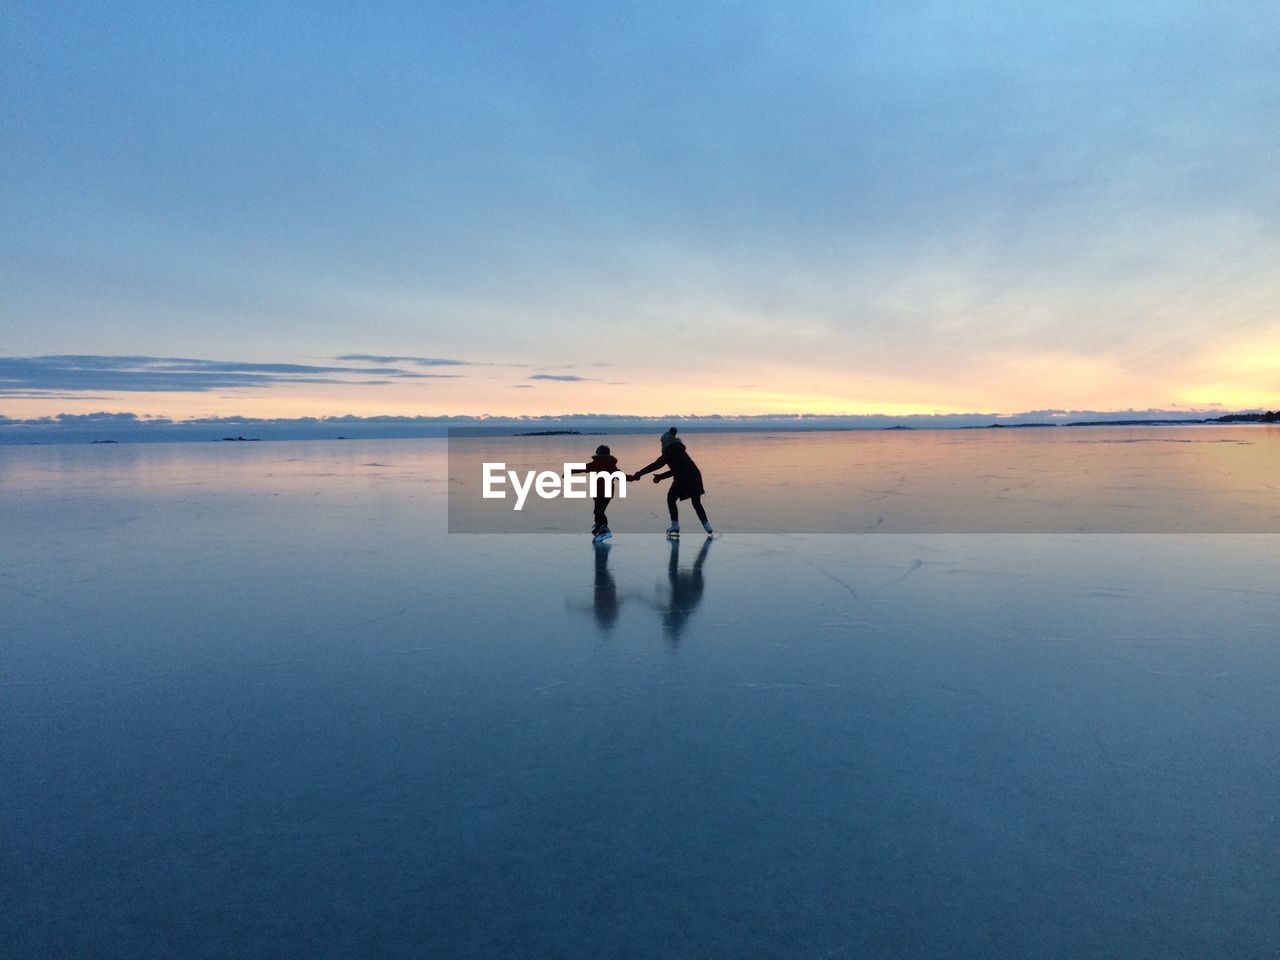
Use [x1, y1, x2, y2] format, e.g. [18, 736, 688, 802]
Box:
[564, 542, 623, 633]
[591, 542, 620, 633]
[654, 537, 712, 644]
[566, 537, 715, 643]
[3, 438, 1279, 958]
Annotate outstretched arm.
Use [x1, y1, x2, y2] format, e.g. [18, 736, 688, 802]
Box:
[628, 455, 667, 482]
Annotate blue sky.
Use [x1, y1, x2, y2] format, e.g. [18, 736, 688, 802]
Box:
[3, 1, 1278, 418]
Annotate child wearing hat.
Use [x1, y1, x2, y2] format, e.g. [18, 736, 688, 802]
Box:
[572, 444, 623, 542]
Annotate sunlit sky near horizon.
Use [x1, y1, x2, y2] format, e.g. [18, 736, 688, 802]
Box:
[3, 1, 1278, 420]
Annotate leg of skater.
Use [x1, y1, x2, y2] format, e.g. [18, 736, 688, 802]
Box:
[690, 495, 712, 535]
[666, 486, 680, 536]
[593, 494, 612, 541]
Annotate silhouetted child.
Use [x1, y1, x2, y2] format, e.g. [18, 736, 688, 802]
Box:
[572, 444, 623, 542]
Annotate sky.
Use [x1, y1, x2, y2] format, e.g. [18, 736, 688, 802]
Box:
[3, 1, 1278, 421]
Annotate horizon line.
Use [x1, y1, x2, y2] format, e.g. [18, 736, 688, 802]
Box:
[3, 407, 1277, 445]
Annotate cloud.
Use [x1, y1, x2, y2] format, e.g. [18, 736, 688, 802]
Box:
[0, 391, 115, 399]
[334, 355, 599, 371]
[334, 354, 470, 366]
[0, 355, 458, 396]
[54, 411, 174, 425]
[528, 374, 593, 382]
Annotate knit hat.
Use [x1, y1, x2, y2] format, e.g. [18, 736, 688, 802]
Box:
[660, 427, 678, 449]
[595, 444, 611, 456]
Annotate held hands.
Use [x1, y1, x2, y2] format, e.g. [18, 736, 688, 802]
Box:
[620, 471, 664, 484]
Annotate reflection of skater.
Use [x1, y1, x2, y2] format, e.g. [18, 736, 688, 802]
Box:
[629, 427, 712, 538]
[564, 541, 623, 633]
[590, 542, 620, 631]
[657, 536, 712, 643]
[570, 444, 626, 543]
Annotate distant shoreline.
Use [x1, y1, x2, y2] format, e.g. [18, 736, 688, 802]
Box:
[1, 414, 1275, 446]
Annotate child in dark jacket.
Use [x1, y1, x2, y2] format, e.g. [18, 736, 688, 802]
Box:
[572, 445, 623, 542]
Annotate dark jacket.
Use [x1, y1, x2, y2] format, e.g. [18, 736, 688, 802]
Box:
[572, 454, 622, 499]
[634, 440, 704, 500]
[581, 454, 619, 475]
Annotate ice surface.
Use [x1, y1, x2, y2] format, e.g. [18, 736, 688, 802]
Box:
[2, 438, 1279, 958]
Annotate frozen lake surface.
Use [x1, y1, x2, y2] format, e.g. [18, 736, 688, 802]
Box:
[3, 436, 1279, 958]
